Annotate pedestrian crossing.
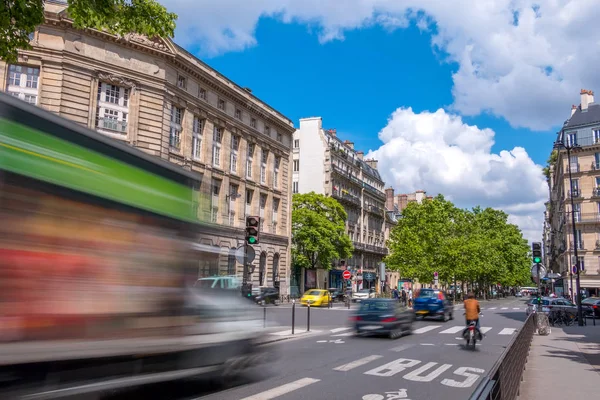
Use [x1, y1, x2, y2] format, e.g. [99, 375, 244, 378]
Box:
[453, 305, 523, 311]
[268, 324, 519, 337]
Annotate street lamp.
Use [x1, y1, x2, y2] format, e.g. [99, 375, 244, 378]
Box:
[554, 139, 584, 326]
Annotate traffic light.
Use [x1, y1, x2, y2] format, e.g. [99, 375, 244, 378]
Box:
[245, 216, 260, 245]
[532, 242, 542, 264]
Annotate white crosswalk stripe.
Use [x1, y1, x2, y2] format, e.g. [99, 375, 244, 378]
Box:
[332, 332, 354, 337]
[413, 325, 442, 334]
[239, 378, 320, 400]
[480, 327, 492, 334]
[333, 355, 383, 371]
[501, 307, 509, 310]
[439, 326, 464, 334]
[499, 328, 516, 335]
[330, 327, 351, 333]
[489, 307, 497, 310]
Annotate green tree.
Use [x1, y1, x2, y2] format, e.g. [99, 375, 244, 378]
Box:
[291, 192, 353, 270]
[1, 0, 177, 63]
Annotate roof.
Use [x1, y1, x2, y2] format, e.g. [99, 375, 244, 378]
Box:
[325, 131, 383, 181]
[563, 103, 600, 129]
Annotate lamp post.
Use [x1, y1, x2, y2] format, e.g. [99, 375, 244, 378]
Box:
[554, 140, 584, 326]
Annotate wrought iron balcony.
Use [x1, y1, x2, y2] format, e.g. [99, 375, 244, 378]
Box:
[566, 212, 600, 224]
[366, 204, 385, 216]
[591, 162, 600, 171]
[568, 189, 582, 198]
[569, 241, 584, 250]
[363, 182, 386, 200]
[332, 189, 361, 207]
[569, 164, 580, 173]
[592, 188, 600, 198]
[98, 117, 127, 133]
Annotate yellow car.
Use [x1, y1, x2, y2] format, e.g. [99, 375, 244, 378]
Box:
[300, 289, 330, 307]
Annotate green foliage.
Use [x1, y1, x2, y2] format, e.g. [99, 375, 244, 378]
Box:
[292, 192, 353, 270]
[385, 195, 531, 288]
[1, 0, 177, 63]
[542, 149, 558, 181]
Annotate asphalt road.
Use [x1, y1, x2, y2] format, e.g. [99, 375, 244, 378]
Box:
[191, 296, 529, 400]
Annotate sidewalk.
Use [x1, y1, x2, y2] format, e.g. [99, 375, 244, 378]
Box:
[518, 325, 600, 399]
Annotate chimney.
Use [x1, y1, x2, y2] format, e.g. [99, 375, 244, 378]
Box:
[343, 140, 354, 150]
[581, 89, 595, 111]
[365, 159, 378, 170]
[357, 151, 364, 160]
[328, 128, 337, 137]
[397, 194, 408, 212]
[385, 187, 395, 211]
[571, 105, 577, 117]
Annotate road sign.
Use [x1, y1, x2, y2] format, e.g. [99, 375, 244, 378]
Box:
[235, 245, 256, 264]
[342, 270, 352, 280]
[572, 265, 578, 274]
[364, 272, 375, 282]
[434, 271, 438, 278]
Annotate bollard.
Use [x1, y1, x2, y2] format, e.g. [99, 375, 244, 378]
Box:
[307, 303, 311, 332]
[263, 305, 266, 328]
[291, 300, 296, 335]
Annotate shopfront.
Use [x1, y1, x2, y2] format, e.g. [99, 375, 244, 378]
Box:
[329, 269, 343, 290]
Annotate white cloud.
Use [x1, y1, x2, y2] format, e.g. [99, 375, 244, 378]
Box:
[161, 0, 600, 130]
[365, 107, 548, 242]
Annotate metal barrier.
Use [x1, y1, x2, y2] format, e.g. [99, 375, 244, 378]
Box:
[469, 314, 535, 400]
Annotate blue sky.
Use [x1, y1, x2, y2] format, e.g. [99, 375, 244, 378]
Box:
[162, 0, 600, 242]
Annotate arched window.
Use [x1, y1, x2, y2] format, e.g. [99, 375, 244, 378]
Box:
[259, 252, 267, 286]
[273, 253, 280, 284]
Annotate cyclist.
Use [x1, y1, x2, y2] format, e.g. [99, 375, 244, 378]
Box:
[463, 292, 482, 339]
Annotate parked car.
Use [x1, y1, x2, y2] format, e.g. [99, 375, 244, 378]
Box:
[350, 299, 415, 339]
[525, 296, 577, 316]
[582, 297, 600, 318]
[413, 288, 454, 321]
[328, 288, 345, 302]
[515, 292, 523, 297]
[254, 287, 280, 306]
[352, 288, 375, 302]
[300, 289, 330, 307]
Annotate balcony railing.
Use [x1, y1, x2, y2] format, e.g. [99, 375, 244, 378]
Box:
[331, 164, 362, 186]
[332, 189, 361, 207]
[591, 162, 600, 171]
[569, 164, 580, 173]
[592, 188, 600, 198]
[363, 182, 386, 200]
[568, 189, 582, 198]
[570, 241, 584, 250]
[566, 212, 600, 224]
[367, 204, 385, 216]
[98, 117, 127, 133]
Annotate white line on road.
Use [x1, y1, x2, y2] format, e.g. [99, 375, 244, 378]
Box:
[332, 332, 354, 337]
[390, 344, 414, 352]
[333, 355, 383, 372]
[480, 327, 492, 334]
[439, 326, 464, 334]
[501, 307, 508, 310]
[489, 307, 497, 310]
[445, 343, 459, 346]
[513, 308, 520, 310]
[420, 343, 435, 346]
[331, 327, 352, 333]
[413, 325, 441, 334]
[239, 378, 321, 400]
[498, 328, 516, 335]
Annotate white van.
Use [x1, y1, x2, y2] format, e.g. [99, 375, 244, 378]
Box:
[195, 276, 241, 290]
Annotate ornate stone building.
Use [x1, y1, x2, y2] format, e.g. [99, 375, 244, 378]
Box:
[1, 1, 295, 293]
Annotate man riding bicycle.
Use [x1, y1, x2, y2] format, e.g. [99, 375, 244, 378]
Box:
[463, 292, 483, 340]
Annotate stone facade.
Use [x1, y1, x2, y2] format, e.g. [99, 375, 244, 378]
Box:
[1, 3, 295, 293]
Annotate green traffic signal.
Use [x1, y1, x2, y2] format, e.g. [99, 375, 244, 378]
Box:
[248, 237, 257, 244]
[533, 257, 541, 264]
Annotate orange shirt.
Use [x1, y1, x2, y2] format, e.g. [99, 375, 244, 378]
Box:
[464, 299, 480, 320]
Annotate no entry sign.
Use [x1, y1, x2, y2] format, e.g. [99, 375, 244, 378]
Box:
[343, 270, 352, 280]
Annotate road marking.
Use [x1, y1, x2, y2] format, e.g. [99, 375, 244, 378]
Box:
[390, 344, 414, 352]
[498, 328, 516, 335]
[501, 307, 508, 310]
[331, 327, 351, 333]
[489, 307, 497, 310]
[513, 308, 520, 310]
[332, 332, 354, 337]
[413, 325, 441, 334]
[440, 326, 464, 334]
[270, 329, 321, 336]
[480, 327, 492, 334]
[316, 340, 327, 343]
[364, 358, 421, 377]
[404, 362, 453, 382]
[445, 343, 459, 346]
[420, 343, 435, 346]
[239, 378, 320, 400]
[333, 355, 383, 372]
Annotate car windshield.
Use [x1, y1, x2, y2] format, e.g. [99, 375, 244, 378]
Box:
[418, 290, 436, 298]
[195, 280, 215, 289]
[306, 290, 323, 296]
[528, 299, 550, 305]
[358, 289, 370, 293]
[582, 297, 599, 304]
[359, 301, 394, 312]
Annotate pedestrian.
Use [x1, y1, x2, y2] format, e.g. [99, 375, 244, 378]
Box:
[401, 289, 407, 306]
[408, 288, 413, 308]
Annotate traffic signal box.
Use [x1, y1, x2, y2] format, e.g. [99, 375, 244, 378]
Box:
[532, 242, 542, 264]
[245, 216, 260, 245]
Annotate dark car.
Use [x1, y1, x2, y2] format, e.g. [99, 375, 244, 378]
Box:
[350, 299, 415, 339]
[582, 297, 600, 318]
[255, 287, 280, 305]
[413, 288, 454, 321]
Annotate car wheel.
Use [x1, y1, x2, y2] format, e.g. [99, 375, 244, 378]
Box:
[389, 328, 401, 339]
[449, 312, 454, 320]
[442, 311, 449, 322]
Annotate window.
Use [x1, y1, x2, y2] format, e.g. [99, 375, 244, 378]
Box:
[273, 156, 280, 189]
[292, 181, 299, 193]
[250, 118, 257, 128]
[199, 87, 206, 100]
[577, 256, 585, 271]
[272, 198, 279, 229]
[228, 183, 239, 225]
[227, 252, 236, 276]
[569, 155, 578, 173]
[571, 179, 579, 196]
[294, 139, 299, 148]
[192, 116, 203, 159]
[94, 82, 130, 134]
[246, 143, 254, 179]
[169, 105, 183, 149]
[259, 193, 267, 229]
[276, 132, 282, 142]
[246, 189, 253, 215]
[566, 132, 577, 147]
[575, 229, 583, 249]
[594, 129, 600, 144]
[6, 65, 40, 105]
[293, 159, 299, 172]
[218, 98, 225, 110]
[235, 108, 242, 119]
[260, 149, 268, 184]
[212, 126, 223, 167]
[177, 75, 186, 89]
[230, 135, 239, 173]
[264, 126, 270, 135]
[211, 179, 221, 223]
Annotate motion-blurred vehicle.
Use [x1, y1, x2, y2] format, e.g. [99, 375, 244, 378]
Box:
[0, 93, 272, 399]
[195, 275, 241, 290]
[413, 288, 454, 321]
[328, 288, 345, 302]
[254, 287, 280, 305]
[352, 288, 375, 302]
[515, 292, 523, 297]
[350, 299, 415, 339]
[582, 297, 600, 318]
[300, 289, 330, 306]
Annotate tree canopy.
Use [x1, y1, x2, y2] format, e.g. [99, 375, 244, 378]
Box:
[1, 0, 177, 63]
[292, 192, 353, 270]
[385, 195, 531, 288]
